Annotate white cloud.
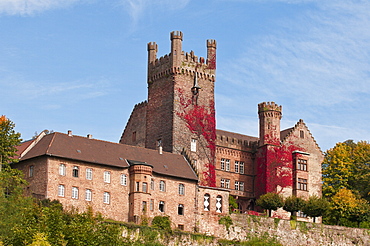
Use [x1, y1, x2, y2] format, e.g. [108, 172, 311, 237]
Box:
[0, 0, 82, 16]
[120, 0, 190, 26]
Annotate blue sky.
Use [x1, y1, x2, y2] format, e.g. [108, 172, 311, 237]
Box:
[1, 0, 369, 152]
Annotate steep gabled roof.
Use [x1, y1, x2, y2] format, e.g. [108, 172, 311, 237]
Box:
[281, 119, 322, 152]
[18, 132, 198, 181]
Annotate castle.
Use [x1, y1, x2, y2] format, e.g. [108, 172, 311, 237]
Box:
[15, 31, 323, 230]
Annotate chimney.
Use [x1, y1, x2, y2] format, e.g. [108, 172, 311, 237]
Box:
[68, 130, 72, 136]
[87, 134, 92, 139]
[159, 146, 163, 155]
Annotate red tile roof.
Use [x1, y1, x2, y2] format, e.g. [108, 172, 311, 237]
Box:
[18, 132, 198, 181]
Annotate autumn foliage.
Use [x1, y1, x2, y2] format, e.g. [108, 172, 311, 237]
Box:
[176, 88, 216, 187]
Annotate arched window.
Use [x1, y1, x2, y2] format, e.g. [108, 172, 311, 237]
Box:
[178, 204, 184, 215]
[86, 168, 93, 180]
[159, 180, 166, 192]
[216, 195, 222, 213]
[120, 174, 127, 186]
[159, 201, 165, 212]
[204, 193, 210, 211]
[58, 184, 65, 197]
[59, 164, 66, 176]
[85, 189, 92, 201]
[72, 166, 79, 177]
[178, 183, 185, 195]
[104, 171, 111, 183]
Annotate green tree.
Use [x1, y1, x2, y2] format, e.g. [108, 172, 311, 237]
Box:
[302, 195, 329, 223]
[229, 195, 238, 213]
[256, 193, 284, 217]
[283, 196, 305, 220]
[0, 116, 22, 167]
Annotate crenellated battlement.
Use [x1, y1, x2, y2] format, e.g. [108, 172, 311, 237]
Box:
[170, 30, 183, 40]
[216, 134, 258, 150]
[207, 39, 217, 49]
[258, 102, 282, 113]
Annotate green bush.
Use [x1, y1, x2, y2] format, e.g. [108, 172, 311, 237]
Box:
[151, 216, 171, 231]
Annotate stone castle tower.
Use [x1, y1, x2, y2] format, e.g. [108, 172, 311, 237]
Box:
[121, 31, 217, 186]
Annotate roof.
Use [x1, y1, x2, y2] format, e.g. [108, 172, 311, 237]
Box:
[216, 129, 259, 142]
[17, 132, 198, 181]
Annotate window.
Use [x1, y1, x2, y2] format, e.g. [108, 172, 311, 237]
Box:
[150, 199, 154, 211]
[204, 194, 210, 211]
[216, 195, 222, 213]
[178, 224, 184, 230]
[150, 178, 154, 190]
[178, 183, 185, 195]
[85, 189, 92, 201]
[235, 181, 239, 190]
[103, 192, 110, 204]
[72, 187, 79, 199]
[191, 138, 197, 152]
[142, 182, 148, 193]
[235, 161, 239, 173]
[72, 166, 79, 177]
[240, 162, 244, 174]
[297, 178, 308, 191]
[178, 204, 184, 215]
[86, 168, 92, 180]
[220, 158, 225, 170]
[159, 180, 166, 192]
[300, 130, 304, 138]
[225, 159, 230, 171]
[58, 184, 65, 197]
[121, 174, 127, 186]
[220, 179, 225, 188]
[59, 164, 66, 176]
[29, 165, 34, 177]
[225, 179, 230, 189]
[136, 182, 140, 192]
[159, 201, 165, 212]
[142, 201, 147, 212]
[297, 159, 308, 171]
[104, 171, 111, 183]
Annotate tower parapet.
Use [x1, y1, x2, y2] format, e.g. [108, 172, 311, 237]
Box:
[258, 102, 282, 146]
[147, 31, 217, 85]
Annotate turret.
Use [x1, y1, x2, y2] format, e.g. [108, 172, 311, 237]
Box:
[147, 42, 157, 65]
[207, 39, 217, 70]
[170, 31, 183, 67]
[258, 102, 282, 146]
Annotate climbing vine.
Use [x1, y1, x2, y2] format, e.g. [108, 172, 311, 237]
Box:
[256, 135, 304, 195]
[176, 88, 216, 187]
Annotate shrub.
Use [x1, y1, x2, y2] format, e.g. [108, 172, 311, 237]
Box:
[256, 193, 284, 217]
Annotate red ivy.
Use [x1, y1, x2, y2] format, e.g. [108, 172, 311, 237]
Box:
[176, 88, 216, 187]
[256, 134, 304, 195]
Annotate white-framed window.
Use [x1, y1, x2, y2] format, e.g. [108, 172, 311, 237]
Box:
[240, 162, 245, 174]
[72, 187, 79, 199]
[143, 182, 148, 193]
[104, 171, 111, 183]
[59, 164, 66, 176]
[191, 138, 197, 152]
[220, 158, 225, 170]
[225, 159, 230, 171]
[103, 192, 110, 204]
[235, 181, 239, 190]
[58, 184, 65, 197]
[150, 178, 154, 190]
[159, 180, 166, 192]
[235, 161, 239, 173]
[240, 182, 244, 191]
[178, 183, 185, 195]
[29, 165, 34, 177]
[86, 168, 92, 180]
[72, 166, 79, 178]
[178, 204, 184, 215]
[220, 178, 225, 188]
[225, 179, 230, 189]
[159, 201, 165, 212]
[216, 195, 222, 213]
[120, 174, 127, 186]
[204, 194, 210, 211]
[85, 189, 92, 201]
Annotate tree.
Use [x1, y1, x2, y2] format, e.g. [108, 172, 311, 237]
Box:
[283, 196, 305, 220]
[256, 193, 284, 217]
[322, 140, 370, 200]
[302, 195, 329, 223]
[0, 115, 22, 167]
